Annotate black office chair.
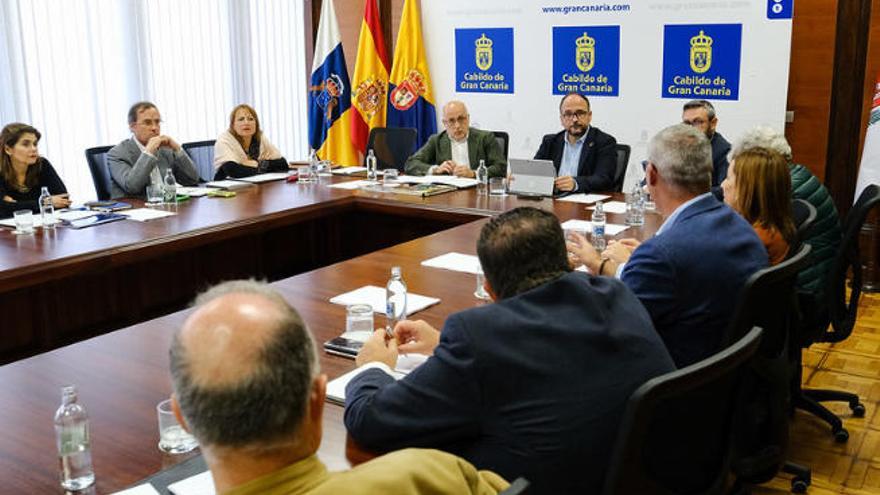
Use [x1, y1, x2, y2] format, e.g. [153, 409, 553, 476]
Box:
[793, 184, 880, 441]
[601, 327, 764, 495]
[365, 127, 418, 172]
[612, 144, 630, 193]
[182, 140, 216, 182]
[725, 244, 812, 493]
[791, 198, 817, 253]
[492, 130, 509, 160]
[85, 145, 115, 200]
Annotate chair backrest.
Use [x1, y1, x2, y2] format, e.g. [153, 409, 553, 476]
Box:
[613, 144, 630, 192]
[182, 140, 216, 182]
[791, 198, 817, 250]
[601, 327, 764, 495]
[366, 127, 418, 172]
[823, 184, 880, 341]
[84, 145, 114, 200]
[492, 130, 509, 160]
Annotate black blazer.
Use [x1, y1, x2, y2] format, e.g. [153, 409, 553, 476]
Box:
[534, 126, 618, 192]
[344, 272, 675, 495]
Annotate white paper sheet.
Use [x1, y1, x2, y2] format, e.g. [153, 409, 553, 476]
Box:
[327, 180, 375, 190]
[397, 175, 478, 189]
[111, 484, 162, 495]
[204, 180, 254, 190]
[57, 209, 99, 222]
[176, 186, 215, 197]
[234, 172, 291, 183]
[167, 471, 215, 495]
[555, 193, 611, 204]
[119, 208, 177, 222]
[421, 252, 482, 275]
[326, 354, 428, 404]
[560, 219, 630, 236]
[586, 200, 628, 214]
[329, 285, 440, 315]
[331, 166, 367, 175]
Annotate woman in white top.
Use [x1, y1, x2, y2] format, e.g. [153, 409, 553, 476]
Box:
[213, 104, 287, 179]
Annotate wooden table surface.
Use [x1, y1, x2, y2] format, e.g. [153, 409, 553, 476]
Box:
[0, 179, 663, 493]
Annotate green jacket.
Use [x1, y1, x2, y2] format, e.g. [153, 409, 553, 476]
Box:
[404, 128, 506, 177]
[791, 163, 842, 298]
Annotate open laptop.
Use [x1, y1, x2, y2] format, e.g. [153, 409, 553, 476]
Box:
[508, 158, 556, 197]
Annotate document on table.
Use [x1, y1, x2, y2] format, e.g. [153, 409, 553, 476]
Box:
[586, 200, 627, 214]
[397, 175, 478, 189]
[555, 193, 610, 204]
[110, 484, 162, 495]
[331, 166, 367, 175]
[327, 180, 375, 190]
[167, 471, 215, 495]
[326, 353, 429, 405]
[118, 208, 177, 222]
[233, 172, 291, 183]
[0, 209, 96, 228]
[329, 285, 440, 314]
[176, 186, 215, 197]
[204, 180, 254, 190]
[560, 219, 630, 236]
[421, 252, 482, 275]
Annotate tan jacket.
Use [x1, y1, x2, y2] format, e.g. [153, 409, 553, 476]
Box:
[213, 130, 282, 169]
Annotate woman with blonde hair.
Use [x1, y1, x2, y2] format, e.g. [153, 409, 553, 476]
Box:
[721, 147, 795, 265]
[213, 104, 288, 179]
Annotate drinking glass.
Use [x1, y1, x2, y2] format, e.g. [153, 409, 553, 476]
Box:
[489, 177, 506, 196]
[145, 185, 163, 205]
[297, 166, 312, 183]
[157, 399, 198, 454]
[13, 209, 34, 234]
[474, 270, 491, 300]
[383, 169, 399, 185]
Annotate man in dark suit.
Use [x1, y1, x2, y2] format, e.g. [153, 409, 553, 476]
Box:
[107, 101, 199, 198]
[534, 92, 618, 193]
[682, 99, 731, 188]
[344, 207, 675, 495]
[404, 101, 506, 178]
[568, 124, 767, 367]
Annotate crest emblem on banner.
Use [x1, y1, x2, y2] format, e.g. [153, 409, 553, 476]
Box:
[475, 33, 493, 71]
[390, 69, 427, 111]
[310, 74, 345, 121]
[689, 30, 713, 74]
[354, 77, 387, 119]
[575, 32, 595, 72]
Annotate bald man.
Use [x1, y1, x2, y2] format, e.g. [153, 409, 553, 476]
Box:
[168, 280, 508, 495]
[404, 101, 506, 178]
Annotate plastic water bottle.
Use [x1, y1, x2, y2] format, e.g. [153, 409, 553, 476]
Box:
[163, 168, 177, 203]
[54, 385, 95, 491]
[39, 186, 55, 230]
[626, 183, 645, 226]
[366, 149, 378, 181]
[476, 159, 489, 195]
[592, 201, 606, 251]
[385, 266, 408, 335]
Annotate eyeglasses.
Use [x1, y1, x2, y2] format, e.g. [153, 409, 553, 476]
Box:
[443, 115, 468, 126]
[561, 110, 589, 121]
[137, 119, 162, 127]
[682, 118, 707, 127]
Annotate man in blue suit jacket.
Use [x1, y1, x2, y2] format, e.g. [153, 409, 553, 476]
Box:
[344, 207, 675, 495]
[569, 124, 767, 367]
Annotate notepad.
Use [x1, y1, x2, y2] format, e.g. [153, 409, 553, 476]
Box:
[111, 484, 162, 495]
[560, 219, 630, 236]
[397, 175, 479, 189]
[329, 285, 440, 315]
[331, 166, 368, 175]
[421, 252, 482, 275]
[326, 354, 429, 405]
[234, 172, 291, 183]
[327, 180, 374, 190]
[175, 186, 214, 197]
[119, 208, 177, 222]
[167, 471, 215, 495]
[586, 200, 628, 214]
[556, 193, 611, 204]
[205, 180, 254, 190]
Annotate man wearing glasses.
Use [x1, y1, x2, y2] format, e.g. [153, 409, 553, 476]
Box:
[535, 93, 618, 193]
[681, 99, 731, 188]
[404, 100, 506, 178]
[107, 101, 199, 199]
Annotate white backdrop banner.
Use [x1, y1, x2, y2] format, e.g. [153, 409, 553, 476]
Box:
[421, 0, 794, 189]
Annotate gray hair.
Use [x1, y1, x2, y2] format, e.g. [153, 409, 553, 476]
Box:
[730, 126, 793, 161]
[648, 124, 713, 195]
[682, 99, 716, 121]
[169, 280, 318, 451]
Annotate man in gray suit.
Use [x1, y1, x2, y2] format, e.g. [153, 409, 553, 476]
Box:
[107, 101, 199, 198]
[404, 101, 506, 178]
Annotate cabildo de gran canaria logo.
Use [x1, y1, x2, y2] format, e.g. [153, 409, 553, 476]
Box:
[689, 30, 713, 74]
[576, 32, 595, 72]
[475, 33, 493, 71]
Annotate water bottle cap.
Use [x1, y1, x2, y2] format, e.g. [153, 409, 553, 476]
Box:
[368, 149, 375, 157]
[391, 266, 401, 277]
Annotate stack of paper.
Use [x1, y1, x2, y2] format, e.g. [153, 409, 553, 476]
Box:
[327, 180, 375, 190]
[586, 201, 627, 214]
[205, 180, 254, 190]
[329, 285, 440, 314]
[234, 172, 291, 183]
[326, 353, 428, 405]
[397, 175, 478, 189]
[119, 208, 177, 222]
[421, 252, 482, 275]
[560, 219, 630, 236]
[556, 193, 611, 204]
[167, 471, 215, 495]
[176, 186, 215, 197]
[331, 166, 368, 175]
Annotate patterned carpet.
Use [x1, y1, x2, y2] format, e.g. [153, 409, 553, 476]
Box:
[756, 292, 880, 494]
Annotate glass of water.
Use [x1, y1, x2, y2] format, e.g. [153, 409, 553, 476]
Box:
[489, 177, 506, 196]
[297, 166, 312, 183]
[382, 169, 399, 186]
[13, 209, 34, 234]
[474, 270, 491, 301]
[145, 185, 163, 206]
[157, 399, 198, 454]
[346, 304, 374, 334]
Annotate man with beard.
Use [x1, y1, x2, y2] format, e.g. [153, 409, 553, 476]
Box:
[534, 93, 618, 193]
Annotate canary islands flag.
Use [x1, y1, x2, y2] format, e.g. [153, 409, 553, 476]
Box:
[309, 0, 357, 166]
[855, 73, 880, 203]
[351, 0, 390, 155]
[387, 0, 436, 148]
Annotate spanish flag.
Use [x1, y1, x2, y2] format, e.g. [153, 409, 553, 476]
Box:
[350, 0, 390, 155]
[387, 0, 436, 148]
[308, 0, 358, 166]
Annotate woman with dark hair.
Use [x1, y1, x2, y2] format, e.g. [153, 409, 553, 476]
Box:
[0, 123, 70, 218]
[721, 147, 796, 265]
[213, 104, 288, 180]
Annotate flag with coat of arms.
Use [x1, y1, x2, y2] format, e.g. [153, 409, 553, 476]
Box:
[350, 0, 390, 155]
[855, 73, 880, 202]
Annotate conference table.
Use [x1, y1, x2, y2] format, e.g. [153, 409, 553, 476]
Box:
[0, 176, 662, 493]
